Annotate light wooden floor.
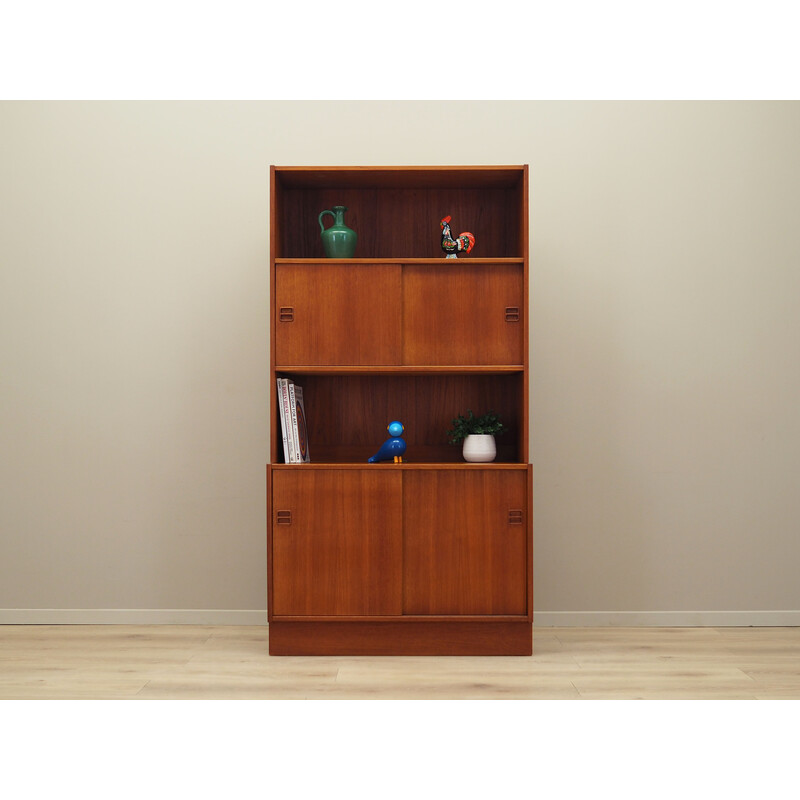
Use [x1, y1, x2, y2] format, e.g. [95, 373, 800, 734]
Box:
[1, 625, 798, 699]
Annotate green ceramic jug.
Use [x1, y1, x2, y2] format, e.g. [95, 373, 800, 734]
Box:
[319, 205, 357, 258]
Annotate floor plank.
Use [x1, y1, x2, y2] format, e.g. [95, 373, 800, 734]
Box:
[0, 625, 798, 700]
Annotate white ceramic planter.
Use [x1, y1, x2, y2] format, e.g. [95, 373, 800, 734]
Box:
[462, 434, 497, 463]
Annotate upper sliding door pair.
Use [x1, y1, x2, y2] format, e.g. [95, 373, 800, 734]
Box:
[275, 262, 523, 367]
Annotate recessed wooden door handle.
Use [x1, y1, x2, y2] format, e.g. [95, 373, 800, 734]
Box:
[505, 307, 520, 322]
[279, 307, 294, 322]
[508, 510, 523, 525]
[276, 510, 292, 525]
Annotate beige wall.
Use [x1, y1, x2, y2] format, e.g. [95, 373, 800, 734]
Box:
[1, 101, 799, 624]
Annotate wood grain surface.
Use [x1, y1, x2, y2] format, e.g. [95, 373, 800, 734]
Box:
[268, 620, 531, 656]
[402, 470, 528, 615]
[2, 626, 799, 699]
[275, 262, 401, 366]
[402, 262, 523, 366]
[271, 470, 402, 616]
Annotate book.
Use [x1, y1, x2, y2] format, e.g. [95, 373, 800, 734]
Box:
[280, 378, 296, 463]
[293, 384, 310, 463]
[288, 381, 300, 463]
[276, 377, 290, 463]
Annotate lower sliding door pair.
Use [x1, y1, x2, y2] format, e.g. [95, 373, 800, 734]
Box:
[269, 468, 528, 618]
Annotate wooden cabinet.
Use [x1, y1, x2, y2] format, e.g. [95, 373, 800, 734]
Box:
[268, 166, 532, 656]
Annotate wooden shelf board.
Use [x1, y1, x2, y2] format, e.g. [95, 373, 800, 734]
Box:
[269, 462, 529, 470]
[274, 257, 524, 265]
[273, 165, 526, 190]
[271, 615, 531, 622]
[276, 365, 524, 375]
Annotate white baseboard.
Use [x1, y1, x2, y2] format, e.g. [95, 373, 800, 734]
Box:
[1, 609, 798, 627]
[533, 611, 800, 627]
[0, 609, 267, 625]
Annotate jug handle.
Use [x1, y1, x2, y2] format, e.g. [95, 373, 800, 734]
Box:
[318, 209, 335, 233]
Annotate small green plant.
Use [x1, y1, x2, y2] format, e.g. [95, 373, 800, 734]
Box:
[447, 410, 506, 445]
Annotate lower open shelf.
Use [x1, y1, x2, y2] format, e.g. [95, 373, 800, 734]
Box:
[274, 372, 527, 464]
[268, 620, 533, 656]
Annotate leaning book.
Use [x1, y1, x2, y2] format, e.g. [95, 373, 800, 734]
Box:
[293, 384, 311, 463]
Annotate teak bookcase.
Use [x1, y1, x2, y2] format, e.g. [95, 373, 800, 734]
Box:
[267, 166, 532, 655]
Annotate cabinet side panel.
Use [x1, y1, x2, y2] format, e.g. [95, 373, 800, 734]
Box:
[522, 165, 530, 462]
[267, 465, 274, 620]
[528, 463, 534, 622]
[270, 166, 278, 463]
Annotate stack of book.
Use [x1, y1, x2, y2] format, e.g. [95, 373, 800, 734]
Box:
[276, 378, 310, 463]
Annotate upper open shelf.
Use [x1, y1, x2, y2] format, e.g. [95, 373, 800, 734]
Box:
[271, 165, 528, 260]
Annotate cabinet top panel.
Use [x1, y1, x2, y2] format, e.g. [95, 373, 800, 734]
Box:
[272, 165, 526, 190]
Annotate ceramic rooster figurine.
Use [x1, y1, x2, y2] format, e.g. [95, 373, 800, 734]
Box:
[440, 215, 475, 258]
[368, 421, 407, 464]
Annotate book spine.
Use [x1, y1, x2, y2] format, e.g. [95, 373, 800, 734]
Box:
[282, 379, 296, 463]
[288, 381, 300, 463]
[276, 378, 290, 463]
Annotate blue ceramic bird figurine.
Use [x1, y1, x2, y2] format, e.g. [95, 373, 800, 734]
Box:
[368, 421, 406, 463]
